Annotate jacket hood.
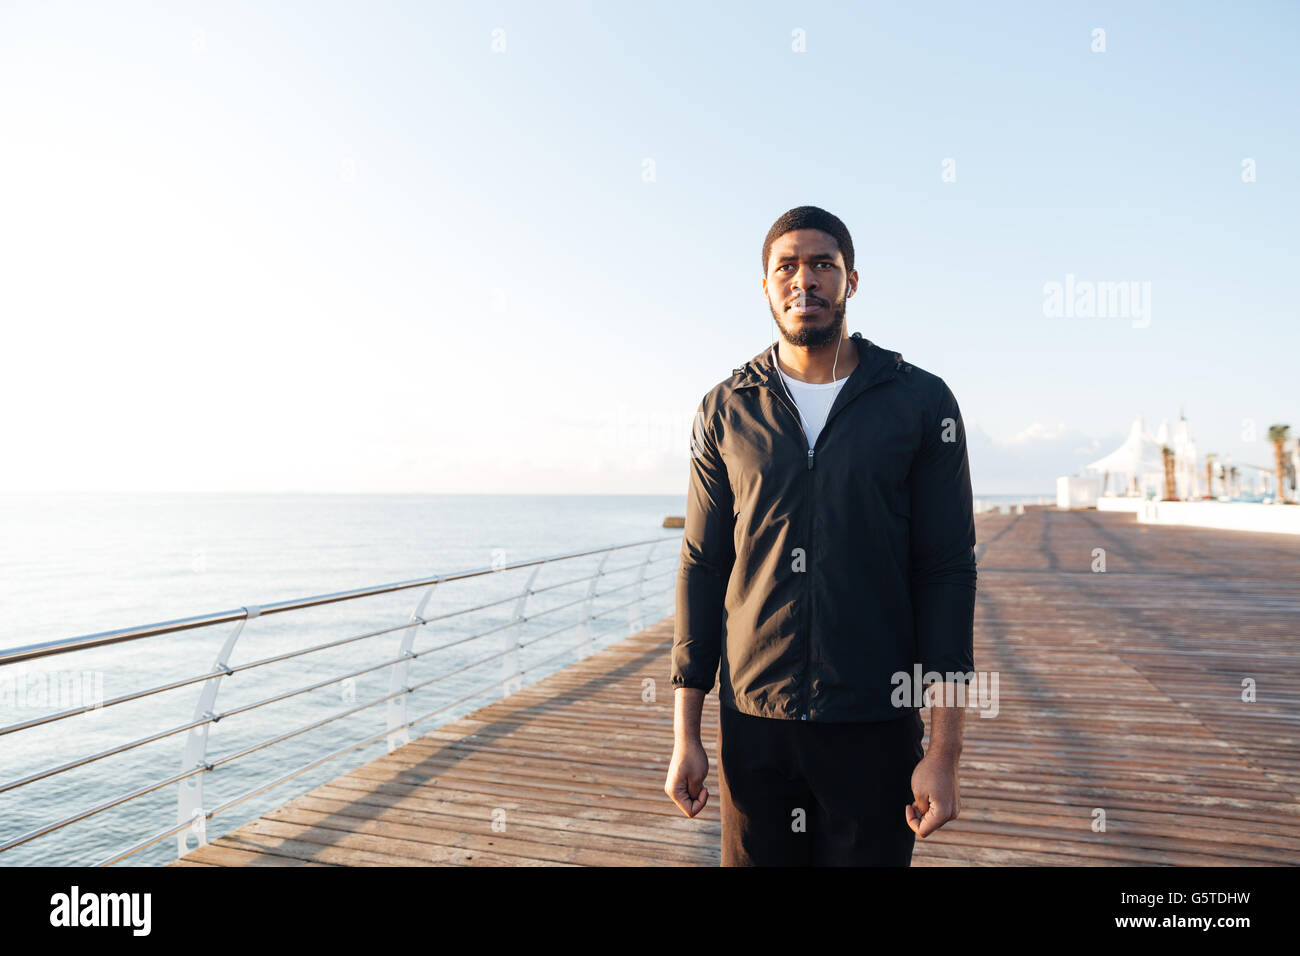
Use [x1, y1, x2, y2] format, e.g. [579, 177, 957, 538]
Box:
[730, 331, 908, 394]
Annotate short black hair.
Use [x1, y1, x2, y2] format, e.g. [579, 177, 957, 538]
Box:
[762, 205, 854, 277]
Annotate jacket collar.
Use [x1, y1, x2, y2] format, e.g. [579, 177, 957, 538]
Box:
[731, 331, 903, 401]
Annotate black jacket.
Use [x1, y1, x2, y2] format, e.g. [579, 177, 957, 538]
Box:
[671, 331, 977, 722]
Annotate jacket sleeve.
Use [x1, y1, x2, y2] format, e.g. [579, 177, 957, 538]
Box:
[671, 397, 735, 692]
[908, 379, 977, 683]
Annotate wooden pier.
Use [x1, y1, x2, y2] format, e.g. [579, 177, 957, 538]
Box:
[171, 506, 1300, 866]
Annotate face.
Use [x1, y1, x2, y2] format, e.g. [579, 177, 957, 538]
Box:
[763, 229, 856, 348]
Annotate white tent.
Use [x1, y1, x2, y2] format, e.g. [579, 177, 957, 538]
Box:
[1084, 415, 1168, 496]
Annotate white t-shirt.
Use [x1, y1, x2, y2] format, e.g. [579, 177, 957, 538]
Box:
[776, 364, 848, 450]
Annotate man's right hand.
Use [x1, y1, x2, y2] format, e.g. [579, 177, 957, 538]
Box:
[664, 740, 710, 817]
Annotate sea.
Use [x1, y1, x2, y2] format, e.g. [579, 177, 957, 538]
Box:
[0, 490, 1047, 866]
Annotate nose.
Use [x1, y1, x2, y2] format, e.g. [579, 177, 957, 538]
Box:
[791, 269, 820, 297]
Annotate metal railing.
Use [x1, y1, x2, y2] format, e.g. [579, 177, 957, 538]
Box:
[0, 535, 681, 865]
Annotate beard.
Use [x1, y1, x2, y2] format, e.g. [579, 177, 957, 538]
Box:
[769, 291, 848, 348]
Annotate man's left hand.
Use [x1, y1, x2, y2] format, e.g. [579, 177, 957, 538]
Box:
[905, 753, 961, 839]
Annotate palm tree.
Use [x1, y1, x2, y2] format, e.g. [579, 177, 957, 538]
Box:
[1161, 444, 1177, 500]
[1268, 425, 1292, 503]
[1204, 453, 1216, 498]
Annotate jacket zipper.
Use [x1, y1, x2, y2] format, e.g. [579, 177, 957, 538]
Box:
[765, 383, 819, 720]
[803, 445, 815, 719]
[764, 356, 902, 721]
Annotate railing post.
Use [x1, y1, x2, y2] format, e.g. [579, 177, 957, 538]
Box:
[578, 551, 611, 659]
[627, 542, 657, 634]
[176, 605, 258, 858]
[386, 583, 437, 752]
[501, 564, 542, 699]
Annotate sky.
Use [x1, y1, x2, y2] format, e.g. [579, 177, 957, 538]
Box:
[1, 0, 1295, 495]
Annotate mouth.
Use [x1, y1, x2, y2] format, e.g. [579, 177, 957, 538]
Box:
[790, 301, 824, 313]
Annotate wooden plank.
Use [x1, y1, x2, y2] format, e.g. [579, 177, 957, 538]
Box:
[175, 843, 336, 867]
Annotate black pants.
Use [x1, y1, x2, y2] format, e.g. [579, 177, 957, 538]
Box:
[719, 703, 925, 866]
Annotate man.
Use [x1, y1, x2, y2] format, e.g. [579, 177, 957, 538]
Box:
[663, 205, 978, 866]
